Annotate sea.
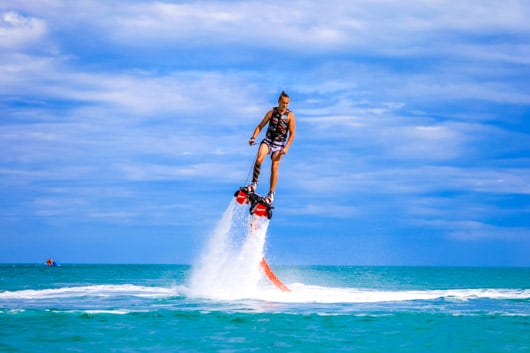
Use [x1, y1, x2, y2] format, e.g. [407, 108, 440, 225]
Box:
[1, 200, 529, 353]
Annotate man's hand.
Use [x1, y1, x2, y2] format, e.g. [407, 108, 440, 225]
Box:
[249, 137, 256, 145]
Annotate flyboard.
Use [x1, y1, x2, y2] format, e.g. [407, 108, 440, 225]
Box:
[234, 187, 291, 292]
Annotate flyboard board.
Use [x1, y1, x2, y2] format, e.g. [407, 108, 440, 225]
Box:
[234, 187, 291, 292]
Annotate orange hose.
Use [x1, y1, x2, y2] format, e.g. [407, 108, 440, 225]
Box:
[260, 257, 291, 292]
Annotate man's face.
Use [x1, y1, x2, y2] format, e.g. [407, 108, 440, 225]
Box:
[278, 96, 290, 112]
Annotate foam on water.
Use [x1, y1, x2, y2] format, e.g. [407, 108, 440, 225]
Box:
[0, 284, 181, 300]
[251, 285, 530, 304]
[1, 283, 528, 304]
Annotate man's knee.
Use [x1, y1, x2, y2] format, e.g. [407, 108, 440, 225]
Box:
[272, 150, 283, 161]
[271, 158, 281, 170]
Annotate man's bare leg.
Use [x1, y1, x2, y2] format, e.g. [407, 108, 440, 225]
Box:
[266, 152, 282, 203]
[247, 143, 270, 191]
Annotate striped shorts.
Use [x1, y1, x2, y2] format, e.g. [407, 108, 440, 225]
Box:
[260, 137, 286, 157]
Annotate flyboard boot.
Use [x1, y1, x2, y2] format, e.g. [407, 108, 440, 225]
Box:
[234, 183, 274, 219]
[234, 182, 256, 205]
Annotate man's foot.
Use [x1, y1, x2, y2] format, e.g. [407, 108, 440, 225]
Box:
[263, 191, 275, 205]
[242, 182, 257, 194]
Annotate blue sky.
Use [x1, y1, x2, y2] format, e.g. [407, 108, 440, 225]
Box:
[1, 1, 529, 266]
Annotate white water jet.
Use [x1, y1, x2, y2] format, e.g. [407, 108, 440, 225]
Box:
[189, 199, 271, 300]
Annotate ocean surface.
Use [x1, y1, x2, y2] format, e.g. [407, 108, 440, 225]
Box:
[2, 201, 530, 352]
[1, 264, 530, 353]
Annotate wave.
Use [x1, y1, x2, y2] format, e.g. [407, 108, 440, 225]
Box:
[255, 284, 530, 304]
[2, 283, 528, 304]
[0, 284, 182, 300]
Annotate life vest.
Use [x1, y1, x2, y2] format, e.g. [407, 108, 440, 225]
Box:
[265, 107, 290, 143]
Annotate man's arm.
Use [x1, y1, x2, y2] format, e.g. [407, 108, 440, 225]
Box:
[281, 112, 296, 154]
[249, 110, 272, 145]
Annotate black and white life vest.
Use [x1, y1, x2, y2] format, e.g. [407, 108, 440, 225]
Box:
[265, 107, 290, 143]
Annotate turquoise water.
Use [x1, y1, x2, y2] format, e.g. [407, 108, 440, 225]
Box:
[1, 264, 529, 353]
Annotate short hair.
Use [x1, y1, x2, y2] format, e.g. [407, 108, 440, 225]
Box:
[278, 91, 289, 101]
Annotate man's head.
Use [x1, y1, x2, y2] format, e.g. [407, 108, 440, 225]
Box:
[278, 91, 290, 112]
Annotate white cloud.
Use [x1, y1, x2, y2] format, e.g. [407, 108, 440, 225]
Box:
[0, 52, 266, 117]
[109, 1, 529, 50]
[284, 156, 530, 197]
[118, 162, 244, 182]
[283, 203, 358, 219]
[5, 1, 530, 58]
[448, 221, 530, 241]
[109, 2, 352, 49]
[0, 11, 47, 49]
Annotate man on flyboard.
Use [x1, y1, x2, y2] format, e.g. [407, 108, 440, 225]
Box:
[242, 91, 296, 206]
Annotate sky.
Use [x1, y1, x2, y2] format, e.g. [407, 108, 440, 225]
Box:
[1, 0, 529, 266]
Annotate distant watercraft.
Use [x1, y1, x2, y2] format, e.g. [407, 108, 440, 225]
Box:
[45, 258, 59, 267]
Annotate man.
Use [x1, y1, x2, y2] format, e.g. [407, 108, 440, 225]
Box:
[243, 91, 296, 204]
